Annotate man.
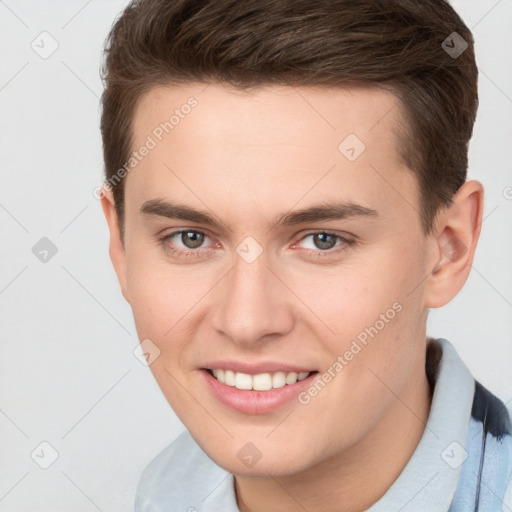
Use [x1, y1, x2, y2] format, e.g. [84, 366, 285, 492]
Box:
[99, 0, 512, 510]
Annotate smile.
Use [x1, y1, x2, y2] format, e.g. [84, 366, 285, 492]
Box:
[201, 367, 319, 414]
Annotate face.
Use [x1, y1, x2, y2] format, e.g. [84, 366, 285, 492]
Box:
[104, 83, 442, 476]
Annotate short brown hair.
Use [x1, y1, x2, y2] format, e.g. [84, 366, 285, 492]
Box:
[100, 0, 478, 237]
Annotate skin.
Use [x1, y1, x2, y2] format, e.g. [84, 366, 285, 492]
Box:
[101, 82, 483, 512]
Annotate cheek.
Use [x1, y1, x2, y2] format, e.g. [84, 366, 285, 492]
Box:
[125, 263, 201, 407]
[124, 257, 182, 344]
[283, 258, 407, 344]
[335, 281, 427, 420]
[305, 248, 425, 387]
[125, 243, 193, 320]
[124, 254, 219, 371]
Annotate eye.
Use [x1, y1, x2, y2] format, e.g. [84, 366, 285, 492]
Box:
[159, 229, 213, 258]
[172, 230, 206, 249]
[294, 231, 355, 257]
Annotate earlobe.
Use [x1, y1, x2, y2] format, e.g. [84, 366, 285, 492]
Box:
[425, 180, 484, 308]
[100, 186, 131, 303]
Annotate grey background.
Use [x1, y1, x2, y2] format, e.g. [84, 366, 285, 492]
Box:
[0, 0, 511, 510]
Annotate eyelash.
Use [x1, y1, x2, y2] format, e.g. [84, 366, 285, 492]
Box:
[158, 230, 356, 259]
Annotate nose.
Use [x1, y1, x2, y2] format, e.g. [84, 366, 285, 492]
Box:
[210, 244, 294, 348]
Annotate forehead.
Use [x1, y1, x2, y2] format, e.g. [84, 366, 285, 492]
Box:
[132, 82, 403, 148]
[126, 82, 417, 228]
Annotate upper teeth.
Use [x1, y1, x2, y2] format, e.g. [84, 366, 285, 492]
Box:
[211, 369, 310, 390]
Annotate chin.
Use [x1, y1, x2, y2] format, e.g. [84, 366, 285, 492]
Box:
[197, 436, 319, 478]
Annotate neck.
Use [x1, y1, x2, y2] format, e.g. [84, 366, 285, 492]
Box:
[235, 351, 433, 512]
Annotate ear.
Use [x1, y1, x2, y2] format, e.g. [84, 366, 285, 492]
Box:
[100, 186, 131, 304]
[424, 180, 484, 308]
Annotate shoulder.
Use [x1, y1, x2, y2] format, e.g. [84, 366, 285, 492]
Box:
[135, 430, 233, 512]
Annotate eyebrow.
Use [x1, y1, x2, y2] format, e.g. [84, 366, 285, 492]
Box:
[140, 198, 379, 230]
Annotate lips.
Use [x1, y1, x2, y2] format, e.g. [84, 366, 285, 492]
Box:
[200, 362, 318, 414]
